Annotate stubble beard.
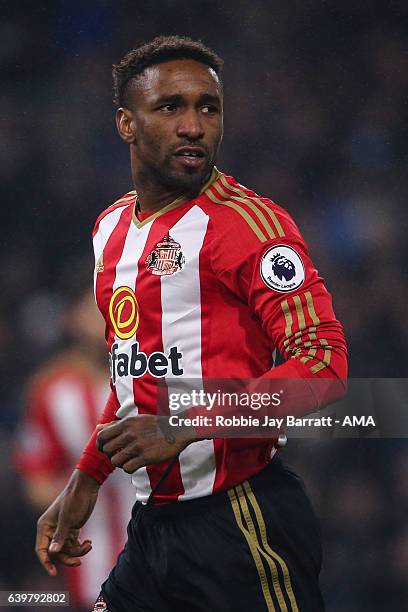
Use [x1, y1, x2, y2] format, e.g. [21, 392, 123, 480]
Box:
[134, 120, 220, 198]
[135, 130, 218, 198]
[149, 153, 215, 198]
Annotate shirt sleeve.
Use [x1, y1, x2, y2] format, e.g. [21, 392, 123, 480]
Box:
[76, 389, 119, 484]
[210, 202, 348, 413]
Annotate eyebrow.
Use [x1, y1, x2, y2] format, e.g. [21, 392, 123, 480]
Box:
[153, 92, 221, 106]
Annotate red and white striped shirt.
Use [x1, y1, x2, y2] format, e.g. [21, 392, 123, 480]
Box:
[78, 168, 347, 504]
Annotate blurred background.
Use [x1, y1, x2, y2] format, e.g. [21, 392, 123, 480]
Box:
[1, 1, 407, 610]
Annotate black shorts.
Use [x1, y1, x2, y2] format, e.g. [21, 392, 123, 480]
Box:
[96, 456, 324, 612]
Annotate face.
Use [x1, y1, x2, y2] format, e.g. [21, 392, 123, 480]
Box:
[116, 59, 223, 195]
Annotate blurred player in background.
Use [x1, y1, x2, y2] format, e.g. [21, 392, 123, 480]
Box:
[15, 266, 135, 610]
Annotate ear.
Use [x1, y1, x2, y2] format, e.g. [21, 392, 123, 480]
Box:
[116, 108, 137, 144]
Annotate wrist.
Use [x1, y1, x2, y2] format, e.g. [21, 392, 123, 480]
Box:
[159, 416, 198, 448]
[68, 468, 101, 493]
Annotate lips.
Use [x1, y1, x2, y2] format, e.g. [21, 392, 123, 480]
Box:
[173, 146, 206, 168]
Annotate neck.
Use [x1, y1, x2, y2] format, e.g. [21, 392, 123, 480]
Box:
[136, 184, 188, 213]
[131, 152, 213, 213]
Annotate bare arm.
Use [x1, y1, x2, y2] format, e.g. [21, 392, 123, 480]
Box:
[36, 469, 100, 576]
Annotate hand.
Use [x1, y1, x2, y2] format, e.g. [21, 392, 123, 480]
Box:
[35, 470, 100, 576]
[96, 415, 195, 473]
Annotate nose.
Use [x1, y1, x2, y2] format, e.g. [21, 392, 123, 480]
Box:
[177, 108, 204, 140]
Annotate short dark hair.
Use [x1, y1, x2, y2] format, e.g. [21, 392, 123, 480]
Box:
[112, 35, 223, 107]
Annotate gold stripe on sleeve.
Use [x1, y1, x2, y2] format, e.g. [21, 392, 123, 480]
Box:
[206, 189, 267, 242]
[300, 347, 317, 365]
[310, 339, 332, 374]
[282, 294, 327, 370]
[113, 194, 137, 205]
[220, 174, 285, 237]
[281, 299, 293, 342]
[213, 181, 276, 239]
[304, 291, 320, 326]
[292, 295, 306, 332]
[228, 489, 276, 611]
[294, 328, 317, 347]
[243, 482, 300, 612]
[283, 327, 317, 351]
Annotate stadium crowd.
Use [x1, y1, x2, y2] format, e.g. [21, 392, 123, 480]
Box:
[1, 2, 407, 610]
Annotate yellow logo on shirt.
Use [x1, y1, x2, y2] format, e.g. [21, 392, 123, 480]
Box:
[109, 286, 140, 339]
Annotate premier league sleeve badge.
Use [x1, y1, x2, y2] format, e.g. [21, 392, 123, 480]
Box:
[260, 244, 305, 292]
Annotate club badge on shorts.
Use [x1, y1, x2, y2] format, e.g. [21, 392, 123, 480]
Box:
[260, 244, 305, 292]
[146, 233, 185, 276]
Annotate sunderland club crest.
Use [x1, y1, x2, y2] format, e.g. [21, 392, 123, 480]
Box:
[93, 596, 108, 611]
[146, 233, 185, 276]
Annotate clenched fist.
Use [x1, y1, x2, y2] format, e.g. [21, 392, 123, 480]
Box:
[96, 414, 196, 473]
